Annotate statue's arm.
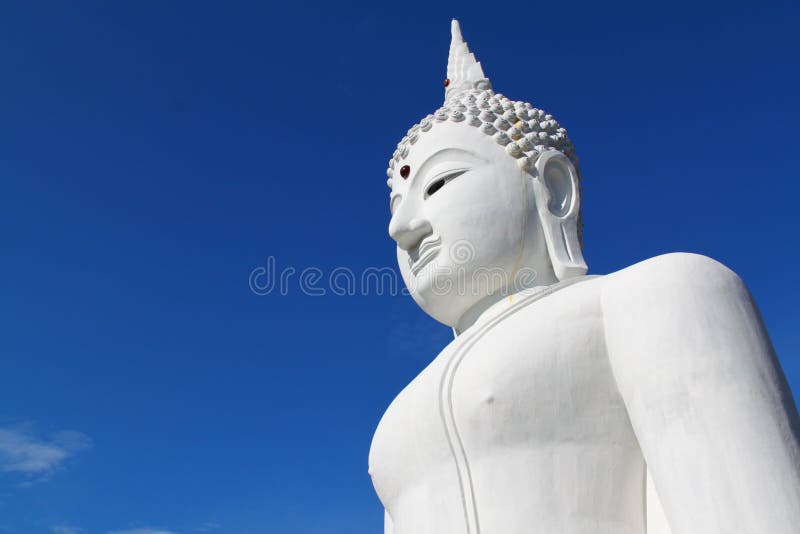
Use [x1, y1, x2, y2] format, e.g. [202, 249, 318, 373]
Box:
[601, 253, 800, 534]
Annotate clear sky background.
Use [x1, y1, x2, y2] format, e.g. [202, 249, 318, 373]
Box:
[2, 1, 799, 533]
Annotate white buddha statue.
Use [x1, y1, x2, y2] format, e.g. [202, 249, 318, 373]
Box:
[369, 20, 800, 534]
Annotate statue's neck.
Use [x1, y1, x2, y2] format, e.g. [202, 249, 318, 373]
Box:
[453, 275, 558, 336]
[453, 292, 507, 336]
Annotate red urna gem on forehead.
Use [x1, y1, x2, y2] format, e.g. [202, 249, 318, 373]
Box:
[444, 78, 450, 87]
[400, 165, 410, 179]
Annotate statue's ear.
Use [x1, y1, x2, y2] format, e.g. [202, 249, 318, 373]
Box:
[532, 150, 588, 280]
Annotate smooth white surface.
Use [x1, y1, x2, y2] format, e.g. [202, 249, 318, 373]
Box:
[370, 19, 800, 534]
[647, 469, 671, 534]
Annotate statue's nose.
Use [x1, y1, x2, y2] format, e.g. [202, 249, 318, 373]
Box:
[389, 217, 433, 251]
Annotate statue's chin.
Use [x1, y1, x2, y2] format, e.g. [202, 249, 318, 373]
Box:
[408, 289, 465, 328]
[404, 270, 485, 328]
[401, 254, 518, 327]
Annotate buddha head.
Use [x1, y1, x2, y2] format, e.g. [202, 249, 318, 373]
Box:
[387, 20, 587, 329]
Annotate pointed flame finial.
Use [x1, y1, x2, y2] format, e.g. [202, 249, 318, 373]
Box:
[445, 19, 492, 100]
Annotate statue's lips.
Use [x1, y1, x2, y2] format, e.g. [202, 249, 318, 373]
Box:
[409, 235, 442, 276]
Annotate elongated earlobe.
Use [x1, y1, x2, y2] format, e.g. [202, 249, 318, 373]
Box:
[533, 151, 588, 280]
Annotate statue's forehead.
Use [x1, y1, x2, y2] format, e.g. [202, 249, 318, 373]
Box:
[401, 124, 495, 168]
[409, 147, 484, 178]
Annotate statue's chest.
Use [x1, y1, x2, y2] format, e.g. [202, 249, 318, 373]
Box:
[369, 287, 622, 509]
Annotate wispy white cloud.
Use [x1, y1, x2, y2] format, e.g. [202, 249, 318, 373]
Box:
[108, 529, 178, 534]
[0, 425, 92, 481]
[52, 526, 86, 534]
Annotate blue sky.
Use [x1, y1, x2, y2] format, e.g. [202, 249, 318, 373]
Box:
[1, 1, 799, 533]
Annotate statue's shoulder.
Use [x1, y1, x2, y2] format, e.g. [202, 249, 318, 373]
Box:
[601, 252, 747, 306]
[607, 252, 739, 283]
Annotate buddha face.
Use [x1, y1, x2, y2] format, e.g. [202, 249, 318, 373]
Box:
[388, 121, 554, 327]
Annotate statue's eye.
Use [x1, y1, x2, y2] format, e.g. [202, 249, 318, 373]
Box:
[426, 179, 447, 197]
[425, 169, 467, 199]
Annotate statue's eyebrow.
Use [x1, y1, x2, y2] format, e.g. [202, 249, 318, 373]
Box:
[410, 147, 485, 186]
